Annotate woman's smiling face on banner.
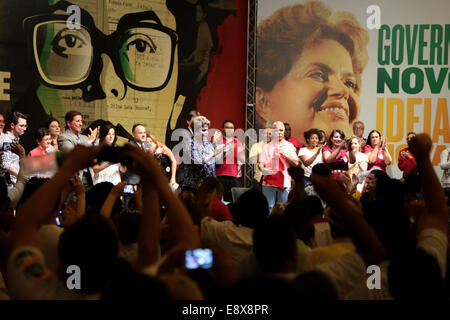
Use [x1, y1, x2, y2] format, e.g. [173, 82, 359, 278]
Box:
[258, 39, 360, 142]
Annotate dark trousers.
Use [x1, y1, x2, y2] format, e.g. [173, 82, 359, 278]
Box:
[217, 175, 242, 202]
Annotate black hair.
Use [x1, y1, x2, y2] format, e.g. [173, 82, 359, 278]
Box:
[311, 163, 331, 177]
[64, 110, 82, 127]
[366, 130, 382, 148]
[293, 271, 337, 300]
[86, 182, 122, 215]
[327, 129, 345, 148]
[132, 123, 145, 133]
[45, 117, 59, 130]
[253, 215, 296, 273]
[102, 262, 171, 300]
[222, 120, 235, 128]
[304, 128, 322, 144]
[233, 189, 269, 228]
[388, 247, 443, 300]
[99, 123, 117, 146]
[59, 214, 119, 294]
[118, 210, 141, 245]
[7, 111, 27, 129]
[362, 173, 414, 259]
[34, 127, 50, 142]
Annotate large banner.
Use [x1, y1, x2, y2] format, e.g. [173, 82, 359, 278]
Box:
[0, 0, 247, 150]
[256, 0, 449, 179]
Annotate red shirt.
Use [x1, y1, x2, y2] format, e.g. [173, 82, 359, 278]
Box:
[29, 146, 47, 157]
[287, 137, 303, 150]
[260, 140, 297, 189]
[398, 147, 417, 177]
[215, 137, 243, 178]
[364, 145, 386, 171]
[208, 199, 234, 222]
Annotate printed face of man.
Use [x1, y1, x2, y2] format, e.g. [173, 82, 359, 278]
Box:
[31, 0, 180, 143]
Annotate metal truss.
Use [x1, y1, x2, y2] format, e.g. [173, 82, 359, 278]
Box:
[244, 0, 257, 187]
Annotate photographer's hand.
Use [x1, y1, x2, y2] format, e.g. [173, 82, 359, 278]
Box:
[123, 145, 201, 270]
[100, 181, 127, 219]
[11, 143, 25, 159]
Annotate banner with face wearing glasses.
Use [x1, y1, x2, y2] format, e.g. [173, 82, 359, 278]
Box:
[0, 0, 245, 153]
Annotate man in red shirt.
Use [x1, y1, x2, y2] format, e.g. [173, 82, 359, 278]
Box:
[213, 120, 245, 202]
[259, 121, 299, 212]
[398, 132, 418, 179]
[284, 123, 303, 152]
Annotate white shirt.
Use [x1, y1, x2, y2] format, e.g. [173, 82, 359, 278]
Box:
[298, 147, 323, 177]
[200, 216, 253, 269]
[314, 228, 448, 300]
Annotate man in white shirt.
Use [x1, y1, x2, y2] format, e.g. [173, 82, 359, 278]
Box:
[1, 112, 28, 190]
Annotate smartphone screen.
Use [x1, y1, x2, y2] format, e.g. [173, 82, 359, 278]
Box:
[185, 248, 213, 270]
[123, 184, 136, 194]
[2, 143, 11, 151]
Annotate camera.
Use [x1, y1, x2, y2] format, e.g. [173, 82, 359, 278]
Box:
[123, 184, 137, 194]
[56, 210, 64, 227]
[185, 248, 213, 270]
[55, 216, 62, 227]
[2, 142, 11, 151]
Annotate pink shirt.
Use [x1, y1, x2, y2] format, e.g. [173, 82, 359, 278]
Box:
[29, 146, 47, 157]
[364, 145, 386, 171]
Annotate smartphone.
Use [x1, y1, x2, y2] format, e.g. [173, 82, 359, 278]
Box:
[123, 184, 137, 194]
[56, 209, 64, 227]
[2, 142, 11, 151]
[185, 248, 213, 270]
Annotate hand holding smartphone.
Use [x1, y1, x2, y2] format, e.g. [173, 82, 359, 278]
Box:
[185, 248, 213, 270]
[123, 184, 137, 194]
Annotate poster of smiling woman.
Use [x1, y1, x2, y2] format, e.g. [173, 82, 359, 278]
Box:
[0, 0, 246, 150]
[255, 0, 449, 179]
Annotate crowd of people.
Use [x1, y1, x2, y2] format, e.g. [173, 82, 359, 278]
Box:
[0, 109, 448, 301]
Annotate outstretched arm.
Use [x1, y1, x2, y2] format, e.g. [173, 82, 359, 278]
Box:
[408, 134, 448, 235]
[311, 174, 386, 266]
[9, 145, 100, 252]
[124, 145, 201, 270]
[100, 181, 127, 219]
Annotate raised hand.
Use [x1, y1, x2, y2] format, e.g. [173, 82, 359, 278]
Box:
[71, 175, 84, 195]
[288, 165, 304, 182]
[88, 126, 100, 142]
[60, 144, 102, 174]
[408, 133, 432, 161]
[212, 130, 222, 144]
[11, 142, 26, 159]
